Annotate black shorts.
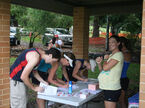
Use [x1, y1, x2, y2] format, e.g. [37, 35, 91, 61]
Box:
[104, 89, 121, 102]
[120, 77, 129, 91]
[32, 71, 49, 85]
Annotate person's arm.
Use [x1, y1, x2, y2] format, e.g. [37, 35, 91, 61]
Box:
[62, 66, 69, 82]
[33, 71, 48, 85]
[103, 54, 119, 71]
[103, 59, 119, 71]
[48, 62, 68, 88]
[20, 52, 44, 92]
[72, 61, 87, 81]
[56, 77, 66, 85]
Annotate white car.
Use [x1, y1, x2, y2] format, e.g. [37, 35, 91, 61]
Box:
[54, 28, 73, 45]
[10, 27, 21, 46]
[42, 28, 73, 46]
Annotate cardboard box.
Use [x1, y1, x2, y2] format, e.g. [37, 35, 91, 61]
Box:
[88, 83, 99, 91]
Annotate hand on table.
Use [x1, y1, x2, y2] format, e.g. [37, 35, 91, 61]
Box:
[42, 81, 49, 85]
[34, 86, 44, 92]
[83, 78, 88, 82]
[72, 81, 76, 84]
[62, 83, 69, 88]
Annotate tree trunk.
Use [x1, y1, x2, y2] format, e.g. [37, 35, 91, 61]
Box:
[29, 33, 39, 48]
[111, 26, 115, 35]
[29, 36, 33, 48]
[92, 16, 99, 38]
[106, 15, 110, 51]
[29, 42, 33, 48]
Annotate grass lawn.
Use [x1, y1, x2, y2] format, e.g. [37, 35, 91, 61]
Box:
[21, 36, 42, 43]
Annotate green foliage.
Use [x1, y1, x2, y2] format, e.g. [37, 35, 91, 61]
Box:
[11, 4, 28, 26]
[96, 13, 142, 35]
[127, 63, 140, 90]
[54, 15, 73, 28]
[10, 57, 16, 65]
[123, 13, 142, 34]
[21, 36, 42, 43]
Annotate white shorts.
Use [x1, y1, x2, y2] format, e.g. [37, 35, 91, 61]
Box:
[10, 79, 28, 108]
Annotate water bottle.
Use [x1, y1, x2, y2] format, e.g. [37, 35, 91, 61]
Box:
[68, 81, 72, 94]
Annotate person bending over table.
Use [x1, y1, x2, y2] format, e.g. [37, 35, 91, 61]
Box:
[10, 48, 61, 108]
[48, 52, 76, 87]
[96, 35, 124, 108]
[31, 59, 52, 108]
[62, 58, 91, 82]
[31, 52, 74, 108]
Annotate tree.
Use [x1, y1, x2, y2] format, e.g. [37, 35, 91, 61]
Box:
[11, 4, 73, 48]
[54, 15, 73, 30]
[92, 16, 99, 37]
[26, 9, 73, 48]
[11, 4, 28, 27]
[122, 13, 142, 35]
[26, 8, 57, 47]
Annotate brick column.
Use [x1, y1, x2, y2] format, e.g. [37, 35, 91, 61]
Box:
[140, 0, 145, 107]
[72, 7, 89, 59]
[0, 0, 10, 108]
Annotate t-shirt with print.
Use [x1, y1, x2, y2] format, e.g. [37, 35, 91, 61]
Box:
[98, 52, 124, 90]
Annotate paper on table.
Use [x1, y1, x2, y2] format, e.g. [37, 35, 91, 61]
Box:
[37, 82, 58, 95]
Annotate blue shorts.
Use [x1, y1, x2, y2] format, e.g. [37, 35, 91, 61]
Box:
[103, 89, 121, 102]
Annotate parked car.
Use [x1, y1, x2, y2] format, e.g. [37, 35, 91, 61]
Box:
[19, 28, 30, 36]
[10, 27, 21, 46]
[42, 28, 54, 46]
[42, 28, 73, 46]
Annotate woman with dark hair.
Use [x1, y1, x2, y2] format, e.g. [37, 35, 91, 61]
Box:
[48, 52, 76, 86]
[62, 58, 91, 82]
[119, 37, 131, 108]
[96, 35, 124, 108]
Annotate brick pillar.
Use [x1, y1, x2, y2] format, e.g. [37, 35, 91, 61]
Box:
[73, 7, 89, 59]
[0, 0, 10, 108]
[140, 0, 145, 107]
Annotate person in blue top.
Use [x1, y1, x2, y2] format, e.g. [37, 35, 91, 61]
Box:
[33, 52, 75, 108]
[119, 37, 131, 108]
[32, 59, 52, 108]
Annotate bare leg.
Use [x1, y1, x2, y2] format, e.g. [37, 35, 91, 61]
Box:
[119, 90, 127, 108]
[36, 98, 45, 108]
[104, 101, 116, 108]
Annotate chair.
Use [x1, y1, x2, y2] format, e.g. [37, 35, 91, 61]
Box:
[128, 92, 139, 108]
